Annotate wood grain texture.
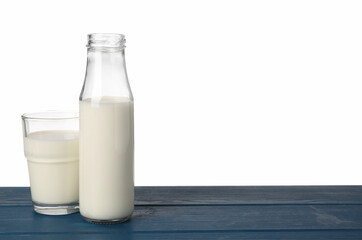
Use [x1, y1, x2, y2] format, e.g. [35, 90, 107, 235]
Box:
[2, 231, 362, 240]
[1, 186, 362, 206]
[0, 186, 361, 239]
[1, 205, 362, 233]
[134, 186, 362, 205]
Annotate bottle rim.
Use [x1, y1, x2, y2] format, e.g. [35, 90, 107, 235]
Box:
[87, 33, 126, 48]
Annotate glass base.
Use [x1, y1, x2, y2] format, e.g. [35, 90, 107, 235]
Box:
[82, 215, 131, 224]
[33, 201, 79, 215]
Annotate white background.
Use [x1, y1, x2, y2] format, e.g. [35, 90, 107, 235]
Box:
[0, 0, 361, 186]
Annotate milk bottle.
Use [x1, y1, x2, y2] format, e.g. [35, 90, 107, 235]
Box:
[79, 33, 134, 224]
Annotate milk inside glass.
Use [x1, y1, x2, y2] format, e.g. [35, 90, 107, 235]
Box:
[24, 130, 79, 205]
[79, 97, 134, 220]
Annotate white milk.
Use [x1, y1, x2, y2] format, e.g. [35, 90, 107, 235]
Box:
[24, 130, 79, 205]
[79, 97, 134, 220]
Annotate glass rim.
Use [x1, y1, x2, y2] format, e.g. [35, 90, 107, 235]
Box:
[21, 111, 79, 120]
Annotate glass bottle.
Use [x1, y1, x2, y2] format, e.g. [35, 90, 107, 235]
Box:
[79, 33, 134, 224]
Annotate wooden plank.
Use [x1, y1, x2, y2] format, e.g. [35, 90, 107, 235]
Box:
[0, 204, 361, 234]
[2, 231, 362, 240]
[1, 187, 362, 239]
[135, 186, 362, 205]
[0, 188, 31, 206]
[1, 186, 362, 206]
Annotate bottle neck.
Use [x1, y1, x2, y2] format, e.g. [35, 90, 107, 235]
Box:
[86, 47, 126, 74]
[80, 47, 132, 101]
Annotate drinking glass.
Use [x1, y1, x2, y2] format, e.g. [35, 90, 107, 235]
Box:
[21, 111, 79, 215]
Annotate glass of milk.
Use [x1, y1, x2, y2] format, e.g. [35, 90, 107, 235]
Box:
[21, 111, 79, 215]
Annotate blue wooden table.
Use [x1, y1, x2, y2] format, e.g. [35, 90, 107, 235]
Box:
[0, 186, 361, 239]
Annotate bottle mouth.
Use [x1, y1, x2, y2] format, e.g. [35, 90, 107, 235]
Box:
[87, 33, 126, 48]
